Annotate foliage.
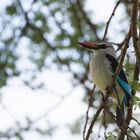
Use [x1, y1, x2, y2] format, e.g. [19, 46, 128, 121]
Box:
[69, 117, 83, 134]
[106, 132, 117, 140]
[133, 95, 140, 110]
[0, 0, 139, 139]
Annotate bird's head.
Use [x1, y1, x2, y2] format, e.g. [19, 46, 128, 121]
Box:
[79, 42, 116, 56]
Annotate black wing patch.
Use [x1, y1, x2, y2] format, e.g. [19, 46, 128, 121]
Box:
[105, 54, 128, 84]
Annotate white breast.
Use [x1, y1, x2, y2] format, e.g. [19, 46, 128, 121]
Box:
[90, 53, 113, 94]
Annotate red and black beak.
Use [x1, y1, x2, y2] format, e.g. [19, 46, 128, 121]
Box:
[78, 42, 99, 50]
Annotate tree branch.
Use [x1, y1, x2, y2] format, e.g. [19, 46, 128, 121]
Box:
[17, 0, 29, 24]
[85, 101, 105, 140]
[127, 126, 140, 139]
[102, 0, 122, 41]
[107, 110, 133, 140]
[76, 0, 100, 40]
[69, 0, 84, 37]
[118, 1, 139, 138]
[131, 0, 140, 69]
[132, 117, 140, 126]
[83, 85, 96, 140]
[113, 28, 131, 81]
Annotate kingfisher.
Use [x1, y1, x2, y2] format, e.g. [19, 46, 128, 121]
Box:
[79, 42, 132, 126]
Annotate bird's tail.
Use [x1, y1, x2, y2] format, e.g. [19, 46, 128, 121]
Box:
[116, 102, 125, 127]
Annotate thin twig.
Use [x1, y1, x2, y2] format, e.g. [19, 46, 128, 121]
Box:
[102, 0, 122, 41]
[85, 102, 105, 140]
[45, 2, 71, 38]
[68, 0, 84, 37]
[132, 117, 140, 126]
[17, 0, 29, 24]
[127, 126, 140, 140]
[76, 0, 100, 40]
[107, 110, 133, 140]
[33, 87, 76, 122]
[113, 28, 131, 81]
[83, 85, 96, 140]
[85, 87, 116, 140]
[0, 86, 77, 139]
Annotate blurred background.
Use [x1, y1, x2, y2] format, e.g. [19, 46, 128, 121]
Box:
[0, 0, 139, 140]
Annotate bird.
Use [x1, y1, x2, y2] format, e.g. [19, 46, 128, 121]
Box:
[79, 41, 132, 126]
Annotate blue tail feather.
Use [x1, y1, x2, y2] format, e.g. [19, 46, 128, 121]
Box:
[117, 77, 131, 106]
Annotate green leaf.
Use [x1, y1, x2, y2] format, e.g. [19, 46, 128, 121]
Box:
[131, 80, 140, 91]
[133, 96, 140, 110]
[15, 132, 24, 140]
[106, 132, 117, 140]
[6, 5, 17, 15]
[32, 32, 44, 44]
[124, 62, 135, 81]
[124, 62, 135, 73]
[36, 13, 45, 21]
[69, 118, 82, 134]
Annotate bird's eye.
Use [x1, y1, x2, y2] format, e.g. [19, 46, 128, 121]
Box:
[99, 44, 108, 49]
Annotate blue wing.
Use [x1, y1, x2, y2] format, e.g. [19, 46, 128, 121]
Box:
[106, 54, 131, 106]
